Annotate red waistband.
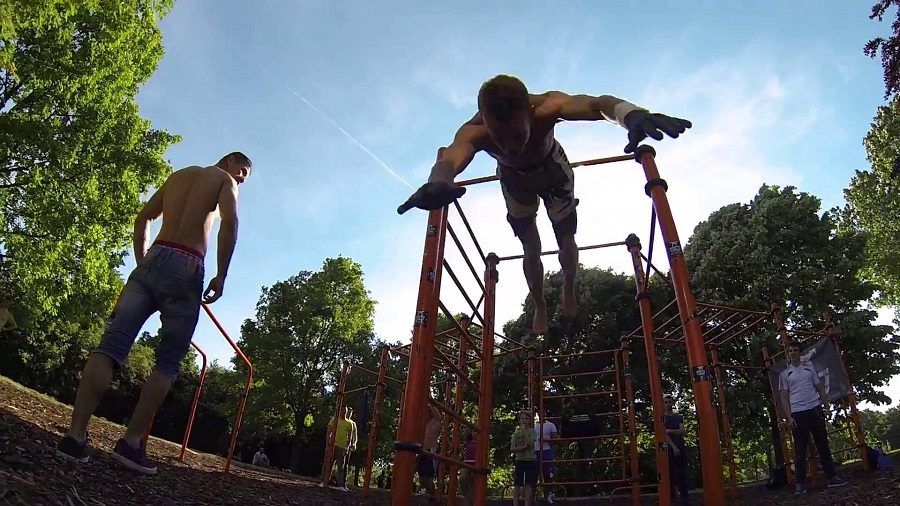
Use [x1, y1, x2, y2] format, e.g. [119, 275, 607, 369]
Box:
[153, 240, 204, 261]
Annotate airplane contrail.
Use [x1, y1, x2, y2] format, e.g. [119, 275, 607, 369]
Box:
[288, 87, 414, 189]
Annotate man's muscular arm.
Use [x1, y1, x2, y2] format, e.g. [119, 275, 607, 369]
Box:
[398, 120, 483, 214]
[205, 176, 239, 303]
[538, 91, 692, 153]
[133, 184, 165, 263]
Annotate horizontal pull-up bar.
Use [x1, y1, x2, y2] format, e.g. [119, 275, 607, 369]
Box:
[497, 241, 628, 262]
[544, 411, 621, 420]
[553, 433, 625, 443]
[540, 348, 620, 361]
[552, 455, 625, 465]
[542, 368, 617, 380]
[348, 363, 404, 384]
[543, 389, 619, 400]
[456, 154, 636, 187]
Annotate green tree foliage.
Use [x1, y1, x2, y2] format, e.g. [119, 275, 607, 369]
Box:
[236, 257, 377, 473]
[844, 98, 900, 314]
[0, 0, 179, 315]
[686, 185, 898, 405]
[865, 0, 900, 98]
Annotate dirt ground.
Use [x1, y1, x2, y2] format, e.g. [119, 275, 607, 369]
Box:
[1, 375, 899, 505]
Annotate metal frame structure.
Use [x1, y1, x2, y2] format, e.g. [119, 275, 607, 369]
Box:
[176, 304, 254, 473]
[623, 290, 870, 495]
[391, 145, 727, 506]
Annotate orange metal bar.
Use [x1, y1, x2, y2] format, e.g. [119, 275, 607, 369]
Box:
[446, 223, 487, 293]
[710, 347, 738, 498]
[627, 233, 670, 503]
[322, 362, 349, 486]
[614, 350, 626, 481]
[447, 319, 471, 506]
[362, 348, 389, 496]
[542, 389, 619, 400]
[451, 200, 487, 263]
[456, 154, 634, 186]
[472, 253, 499, 506]
[822, 314, 870, 470]
[392, 207, 449, 506]
[496, 240, 628, 262]
[636, 146, 724, 506]
[541, 348, 620, 360]
[202, 304, 253, 474]
[179, 341, 208, 462]
[542, 368, 617, 380]
[436, 378, 454, 502]
[441, 261, 486, 325]
[621, 343, 640, 506]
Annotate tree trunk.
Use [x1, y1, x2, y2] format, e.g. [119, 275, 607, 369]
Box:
[290, 411, 306, 474]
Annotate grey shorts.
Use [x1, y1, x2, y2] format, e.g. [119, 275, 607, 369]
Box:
[94, 242, 204, 379]
[498, 141, 577, 239]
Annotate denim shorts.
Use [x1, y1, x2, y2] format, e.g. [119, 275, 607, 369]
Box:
[94, 243, 204, 379]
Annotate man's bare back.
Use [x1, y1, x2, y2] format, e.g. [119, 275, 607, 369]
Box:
[151, 166, 235, 257]
[134, 152, 249, 303]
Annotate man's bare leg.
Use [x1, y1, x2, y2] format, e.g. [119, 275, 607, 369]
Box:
[557, 232, 579, 318]
[122, 371, 172, 448]
[66, 353, 115, 441]
[519, 223, 547, 334]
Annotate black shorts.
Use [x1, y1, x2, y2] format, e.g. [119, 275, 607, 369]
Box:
[417, 454, 436, 479]
[513, 459, 538, 486]
[498, 141, 577, 240]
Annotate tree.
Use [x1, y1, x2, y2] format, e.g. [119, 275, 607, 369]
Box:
[0, 0, 179, 315]
[236, 257, 377, 473]
[844, 98, 900, 315]
[685, 185, 899, 406]
[865, 0, 900, 98]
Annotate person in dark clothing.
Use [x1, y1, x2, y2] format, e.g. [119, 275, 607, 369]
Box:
[664, 395, 691, 506]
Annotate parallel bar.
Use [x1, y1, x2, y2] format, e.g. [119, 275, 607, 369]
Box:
[553, 434, 625, 443]
[543, 389, 618, 400]
[427, 397, 478, 432]
[456, 154, 633, 187]
[343, 385, 373, 396]
[709, 315, 770, 346]
[541, 348, 619, 361]
[544, 411, 621, 419]
[452, 201, 487, 263]
[442, 260, 486, 325]
[696, 302, 771, 316]
[446, 223, 487, 294]
[552, 455, 625, 464]
[497, 241, 628, 262]
[350, 363, 404, 384]
[433, 345, 481, 396]
[421, 450, 478, 471]
[542, 369, 616, 380]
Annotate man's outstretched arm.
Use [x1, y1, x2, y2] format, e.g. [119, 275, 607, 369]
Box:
[397, 124, 481, 214]
[539, 91, 692, 153]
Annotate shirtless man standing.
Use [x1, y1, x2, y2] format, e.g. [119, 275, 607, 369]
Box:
[56, 152, 251, 474]
[398, 75, 690, 334]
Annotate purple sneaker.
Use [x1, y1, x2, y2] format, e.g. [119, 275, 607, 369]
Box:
[56, 435, 90, 463]
[112, 438, 157, 475]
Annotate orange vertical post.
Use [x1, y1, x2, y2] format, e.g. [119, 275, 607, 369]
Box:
[762, 345, 794, 484]
[447, 319, 471, 506]
[179, 341, 208, 461]
[822, 313, 870, 469]
[392, 207, 449, 506]
[322, 363, 350, 486]
[621, 341, 641, 506]
[436, 377, 454, 502]
[363, 348, 390, 495]
[473, 253, 499, 506]
[635, 146, 725, 506]
[710, 346, 737, 497]
[625, 233, 671, 505]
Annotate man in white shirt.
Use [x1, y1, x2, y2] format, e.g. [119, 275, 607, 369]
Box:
[252, 446, 269, 468]
[777, 341, 847, 495]
[534, 411, 558, 504]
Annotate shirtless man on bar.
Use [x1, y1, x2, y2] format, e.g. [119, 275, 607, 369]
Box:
[56, 152, 252, 475]
[398, 75, 690, 334]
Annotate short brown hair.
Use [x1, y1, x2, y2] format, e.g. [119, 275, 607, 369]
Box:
[788, 341, 802, 351]
[220, 151, 252, 170]
[478, 75, 530, 122]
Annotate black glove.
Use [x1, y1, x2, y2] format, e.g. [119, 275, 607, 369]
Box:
[623, 110, 692, 153]
[397, 181, 466, 214]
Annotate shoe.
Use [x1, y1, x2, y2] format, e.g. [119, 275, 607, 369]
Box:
[340, 487, 350, 492]
[56, 435, 90, 463]
[112, 438, 157, 475]
[794, 483, 807, 495]
[547, 491, 555, 504]
[827, 475, 848, 488]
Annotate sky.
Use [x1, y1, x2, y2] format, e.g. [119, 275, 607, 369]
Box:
[129, 1, 899, 409]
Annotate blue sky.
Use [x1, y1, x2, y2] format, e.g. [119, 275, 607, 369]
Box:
[130, 1, 898, 408]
